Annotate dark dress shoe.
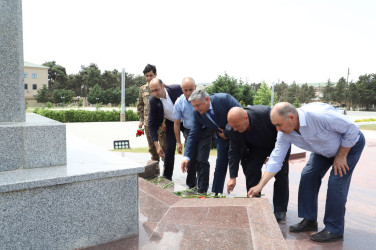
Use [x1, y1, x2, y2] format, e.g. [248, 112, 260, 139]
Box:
[310, 229, 343, 242]
[274, 212, 286, 222]
[289, 219, 318, 232]
[197, 189, 207, 194]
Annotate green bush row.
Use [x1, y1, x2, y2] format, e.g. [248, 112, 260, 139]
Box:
[33, 109, 139, 123]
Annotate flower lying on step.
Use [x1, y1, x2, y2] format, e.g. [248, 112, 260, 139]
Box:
[136, 128, 144, 137]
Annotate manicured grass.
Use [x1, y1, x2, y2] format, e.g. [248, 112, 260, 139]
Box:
[355, 118, 376, 122]
[113, 147, 218, 156]
[360, 125, 376, 130]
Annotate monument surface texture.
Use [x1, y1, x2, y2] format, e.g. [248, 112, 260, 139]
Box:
[0, 0, 145, 248]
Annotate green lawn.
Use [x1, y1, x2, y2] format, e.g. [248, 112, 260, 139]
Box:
[115, 126, 376, 154]
[113, 147, 218, 156]
[360, 125, 376, 130]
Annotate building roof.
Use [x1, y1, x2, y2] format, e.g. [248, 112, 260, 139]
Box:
[297, 82, 326, 87]
[24, 61, 49, 69]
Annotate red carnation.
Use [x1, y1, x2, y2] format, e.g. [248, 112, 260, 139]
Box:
[136, 129, 144, 137]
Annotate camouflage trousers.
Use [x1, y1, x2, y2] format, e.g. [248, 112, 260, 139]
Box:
[144, 125, 166, 173]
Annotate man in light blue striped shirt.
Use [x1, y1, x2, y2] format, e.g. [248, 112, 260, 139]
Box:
[248, 102, 365, 243]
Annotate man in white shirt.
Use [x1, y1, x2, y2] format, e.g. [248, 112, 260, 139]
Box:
[148, 78, 183, 180]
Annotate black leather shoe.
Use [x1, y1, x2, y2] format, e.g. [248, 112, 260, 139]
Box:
[197, 189, 207, 194]
[289, 219, 318, 232]
[274, 212, 286, 222]
[310, 229, 343, 242]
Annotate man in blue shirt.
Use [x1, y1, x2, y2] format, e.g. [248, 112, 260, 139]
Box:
[173, 77, 212, 193]
[248, 102, 365, 243]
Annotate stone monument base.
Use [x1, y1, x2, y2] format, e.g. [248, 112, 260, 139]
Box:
[0, 113, 66, 171]
[0, 134, 145, 249]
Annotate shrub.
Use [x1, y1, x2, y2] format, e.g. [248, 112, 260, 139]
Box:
[46, 102, 53, 108]
[33, 109, 139, 122]
[126, 110, 138, 121]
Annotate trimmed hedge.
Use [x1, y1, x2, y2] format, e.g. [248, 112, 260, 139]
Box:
[33, 109, 139, 123]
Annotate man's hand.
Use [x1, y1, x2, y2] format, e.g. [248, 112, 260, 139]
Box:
[217, 128, 227, 139]
[177, 142, 183, 154]
[333, 154, 349, 177]
[227, 178, 236, 194]
[248, 184, 262, 198]
[138, 121, 143, 128]
[156, 145, 165, 158]
[181, 159, 189, 173]
[161, 123, 166, 132]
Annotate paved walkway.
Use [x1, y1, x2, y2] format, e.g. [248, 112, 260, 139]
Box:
[68, 122, 376, 249]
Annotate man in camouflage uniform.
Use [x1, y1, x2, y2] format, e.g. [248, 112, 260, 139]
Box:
[137, 64, 166, 175]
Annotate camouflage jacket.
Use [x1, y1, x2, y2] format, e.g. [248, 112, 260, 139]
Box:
[137, 83, 152, 124]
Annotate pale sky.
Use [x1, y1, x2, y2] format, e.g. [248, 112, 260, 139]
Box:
[22, 0, 376, 85]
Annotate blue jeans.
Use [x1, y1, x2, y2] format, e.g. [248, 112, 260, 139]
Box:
[184, 127, 212, 192]
[298, 131, 365, 235]
[211, 137, 230, 194]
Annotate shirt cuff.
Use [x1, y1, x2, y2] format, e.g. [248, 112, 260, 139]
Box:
[183, 156, 190, 161]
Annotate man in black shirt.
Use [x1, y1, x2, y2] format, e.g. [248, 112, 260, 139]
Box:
[226, 106, 290, 222]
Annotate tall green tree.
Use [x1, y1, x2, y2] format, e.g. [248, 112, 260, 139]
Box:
[53, 89, 75, 103]
[66, 74, 84, 96]
[239, 83, 255, 106]
[206, 72, 242, 100]
[322, 79, 334, 103]
[101, 70, 121, 90]
[79, 63, 101, 97]
[333, 77, 346, 105]
[286, 81, 300, 104]
[253, 82, 277, 106]
[125, 73, 145, 88]
[274, 81, 289, 102]
[87, 84, 104, 104]
[124, 86, 139, 106]
[35, 84, 52, 103]
[43, 61, 68, 91]
[347, 81, 359, 108]
[298, 83, 315, 104]
[356, 73, 376, 110]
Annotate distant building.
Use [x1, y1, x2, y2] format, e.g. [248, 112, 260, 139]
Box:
[24, 61, 49, 106]
[196, 83, 211, 90]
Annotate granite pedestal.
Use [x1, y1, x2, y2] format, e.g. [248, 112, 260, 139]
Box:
[0, 113, 66, 171]
[0, 134, 145, 249]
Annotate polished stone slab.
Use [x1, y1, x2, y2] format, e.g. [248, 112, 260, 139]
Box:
[86, 178, 287, 249]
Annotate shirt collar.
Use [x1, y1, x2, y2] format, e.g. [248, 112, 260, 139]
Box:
[208, 102, 213, 112]
[297, 108, 307, 127]
[162, 88, 170, 101]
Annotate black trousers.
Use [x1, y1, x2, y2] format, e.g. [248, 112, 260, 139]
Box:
[242, 146, 290, 212]
[184, 127, 212, 192]
[163, 120, 176, 180]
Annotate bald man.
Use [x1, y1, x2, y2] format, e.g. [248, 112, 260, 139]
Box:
[225, 105, 290, 222]
[248, 102, 365, 242]
[173, 77, 212, 193]
[148, 78, 184, 180]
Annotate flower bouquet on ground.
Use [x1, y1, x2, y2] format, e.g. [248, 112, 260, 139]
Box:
[136, 127, 144, 137]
